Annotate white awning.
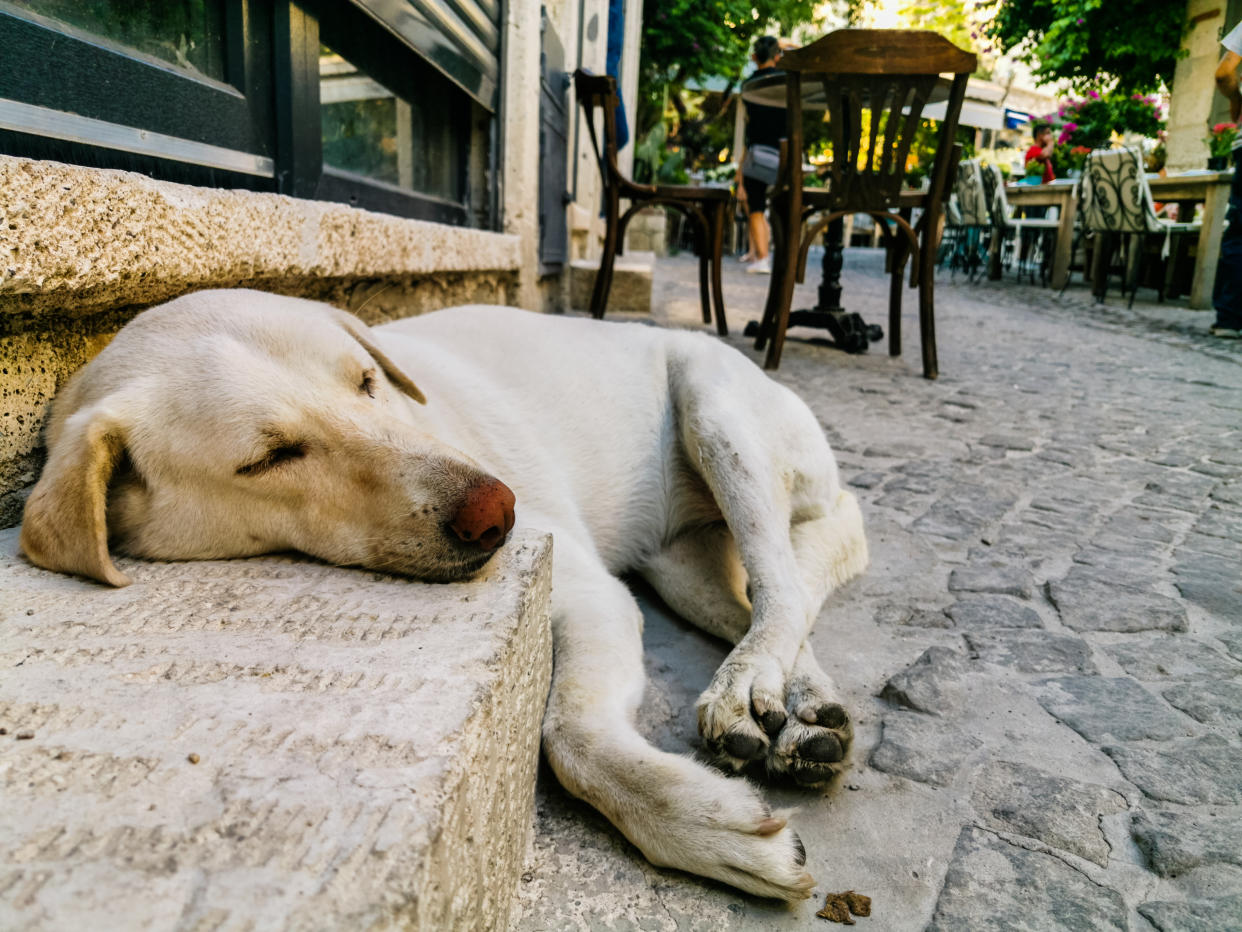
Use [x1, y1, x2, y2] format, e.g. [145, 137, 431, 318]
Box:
[921, 98, 1005, 129]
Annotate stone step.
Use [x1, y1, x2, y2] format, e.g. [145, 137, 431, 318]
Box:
[569, 251, 656, 313]
[0, 527, 552, 931]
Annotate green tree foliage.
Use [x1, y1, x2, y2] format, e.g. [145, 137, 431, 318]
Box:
[980, 0, 1188, 93]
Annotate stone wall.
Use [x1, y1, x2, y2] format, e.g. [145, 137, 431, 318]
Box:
[0, 155, 523, 528]
[1167, 0, 1240, 174]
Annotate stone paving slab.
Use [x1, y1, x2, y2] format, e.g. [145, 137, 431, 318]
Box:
[511, 251, 1242, 930]
[0, 527, 552, 931]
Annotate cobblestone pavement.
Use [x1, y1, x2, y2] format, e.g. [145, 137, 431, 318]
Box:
[512, 249, 1242, 930]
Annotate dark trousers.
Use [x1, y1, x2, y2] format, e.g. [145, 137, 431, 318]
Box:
[1212, 149, 1242, 329]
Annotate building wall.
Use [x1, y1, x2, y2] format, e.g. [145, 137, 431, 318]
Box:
[0, 0, 638, 527]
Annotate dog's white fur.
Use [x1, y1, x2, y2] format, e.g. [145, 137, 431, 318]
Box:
[21, 290, 867, 900]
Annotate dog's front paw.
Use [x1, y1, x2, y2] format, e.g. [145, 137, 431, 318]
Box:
[766, 674, 853, 788]
[697, 654, 789, 770]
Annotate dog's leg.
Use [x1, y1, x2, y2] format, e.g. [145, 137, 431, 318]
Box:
[670, 360, 867, 773]
[639, 522, 855, 786]
[542, 538, 814, 900]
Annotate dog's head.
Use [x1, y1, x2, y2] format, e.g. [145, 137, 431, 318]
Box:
[20, 290, 515, 586]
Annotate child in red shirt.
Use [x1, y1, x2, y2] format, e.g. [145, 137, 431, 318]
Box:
[1025, 122, 1056, 184]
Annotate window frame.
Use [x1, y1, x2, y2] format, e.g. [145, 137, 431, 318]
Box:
[0, 0, 494, 229]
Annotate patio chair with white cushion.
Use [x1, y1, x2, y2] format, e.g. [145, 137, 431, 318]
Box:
[984, 163, 1061, 284]
[940, 158, 992, 280]
[1081, 147, 1201, 306]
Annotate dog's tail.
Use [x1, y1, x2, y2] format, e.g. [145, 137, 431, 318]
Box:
[823, 488, 869, 591]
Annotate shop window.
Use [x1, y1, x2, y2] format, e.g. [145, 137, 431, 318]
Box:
[0, 0, 497, 228]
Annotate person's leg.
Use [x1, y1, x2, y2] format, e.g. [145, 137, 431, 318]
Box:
[1211, 150, 1242, 335]
[744, 176, 770, 263]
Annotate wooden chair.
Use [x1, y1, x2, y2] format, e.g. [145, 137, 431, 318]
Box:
[573, 70, 730, 334]
[753, 30, 975, 378]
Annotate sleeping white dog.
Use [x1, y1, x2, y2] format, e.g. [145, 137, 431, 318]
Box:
[20, 289, 867, 901]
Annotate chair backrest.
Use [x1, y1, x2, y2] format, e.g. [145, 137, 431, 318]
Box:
[573, 70, 624, 186]
[1081, 147, 1162, 234]
[953, 158, 991, 226]
[778, 29, 977, 213]
[982, 162, 1010, 226]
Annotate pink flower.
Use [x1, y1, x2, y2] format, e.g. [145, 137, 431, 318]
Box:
[1087, 89, 1099, 99]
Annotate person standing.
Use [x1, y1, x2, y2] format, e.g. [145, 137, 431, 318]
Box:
[1211, 19, 1242, 338]
[736, 36, 784, 274]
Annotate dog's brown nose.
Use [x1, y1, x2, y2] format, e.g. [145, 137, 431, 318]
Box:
[448, 478, 516, 550]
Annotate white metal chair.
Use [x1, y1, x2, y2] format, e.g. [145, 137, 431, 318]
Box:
[985, 163, 1061, 284]
[1081, 147, 1200, 306]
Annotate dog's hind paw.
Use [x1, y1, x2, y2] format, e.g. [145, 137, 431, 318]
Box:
[765, 678, 853, 788]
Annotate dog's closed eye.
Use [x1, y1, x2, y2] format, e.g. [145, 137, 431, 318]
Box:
[360, 369, 376, 398]
[236, 442, 308, 476]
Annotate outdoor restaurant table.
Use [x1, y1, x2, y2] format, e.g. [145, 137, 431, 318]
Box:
[1147, 169, 1233, 309]
[991, 171, 1233, 305]
[739, 72, 953, 349]
[992, 179, 1079, 289]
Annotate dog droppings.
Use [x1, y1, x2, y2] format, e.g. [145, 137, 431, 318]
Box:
[817, 891, 871, 924]
[187, 753, 201, 764]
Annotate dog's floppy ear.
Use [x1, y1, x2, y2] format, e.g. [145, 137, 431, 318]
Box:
[333, 310, 427, 405]
[20, 401, 133, 587]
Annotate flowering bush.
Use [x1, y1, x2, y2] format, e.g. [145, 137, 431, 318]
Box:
[1042, 91, 1165, 152]
[1112, 94, 1165, 139]
[1206, 123, 1238, 158]
[1052, 144, 1095, 175]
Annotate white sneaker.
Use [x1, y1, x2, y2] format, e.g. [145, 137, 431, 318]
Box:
[745, 256, 771, 275]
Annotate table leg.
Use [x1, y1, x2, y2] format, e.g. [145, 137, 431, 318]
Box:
[817, 217, 845, 313]
[760, 215, 873, 353]
[1051, 192, 1076, 289]
[1191, 185, 1230, 309]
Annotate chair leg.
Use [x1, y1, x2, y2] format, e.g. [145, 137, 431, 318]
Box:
[917, 237, 938, 379]
[696, 217, 713, 326]
[763, 220, 801, 370]
[888, 231, 908, 358]
[695, 213, 715, 325]
[1091, 232, 1112, 303]
[591, 195, 621, 319]
[754, 205, 786, 352]
[709, 202, 728, 336]
[1126, 235, 1140, 308]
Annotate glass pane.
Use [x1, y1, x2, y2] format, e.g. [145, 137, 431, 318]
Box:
[320, 44, 462, 202]
[13, 0, 225, 80]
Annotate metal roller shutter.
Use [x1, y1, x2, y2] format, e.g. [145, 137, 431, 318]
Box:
[350, 0, 502, 110]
